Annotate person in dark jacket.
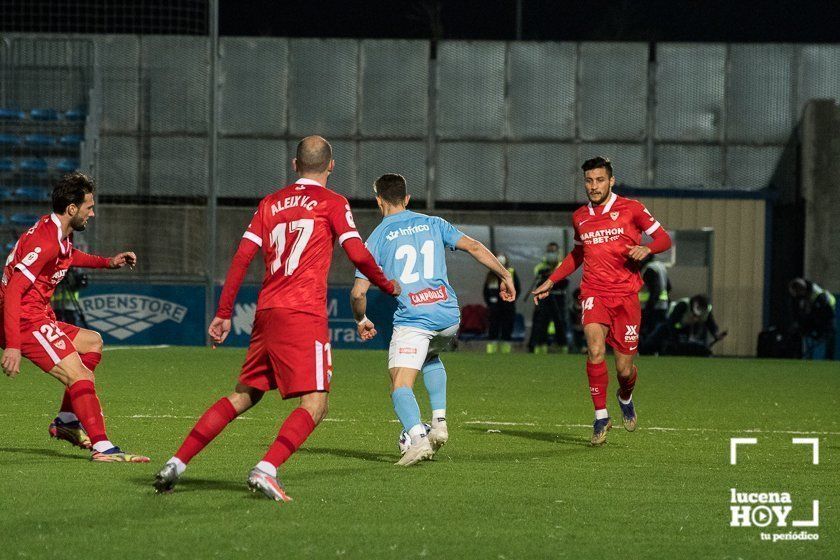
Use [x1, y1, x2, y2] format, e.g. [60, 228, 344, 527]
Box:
[789, 278, 837, 360]
[639, 254, 670, 339]
[528, 242, 568, 353]
[484, 253, 520, 353]
[663, 295, 726, 356]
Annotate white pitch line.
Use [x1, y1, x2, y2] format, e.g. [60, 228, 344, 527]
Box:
[466, 420, 840, 436]
[465, 420, 538, 426]
[82, 415, 840, 436]
[102, 345, 171, 351]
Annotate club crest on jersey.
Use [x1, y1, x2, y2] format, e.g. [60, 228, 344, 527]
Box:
[409, 285, 448, 306]
[22, 247, 41, 266]
[610, 211, 619, 220]
[54, 340, 66, 350]
[78, 294, 188, 340]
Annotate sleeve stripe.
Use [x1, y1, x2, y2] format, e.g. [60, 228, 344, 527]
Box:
[242, 231, 263, 247]
[645, 221, 661, 235]
[14, 263, 36, 283]
[573, 239, 583, 246]
[338, 231, 361, 245]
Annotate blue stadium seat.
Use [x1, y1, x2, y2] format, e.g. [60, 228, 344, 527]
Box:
[0, 159, 14, 172]
[13, 187, 50, 202]
[20, 158, 48, 173]
[59, 134, 83, 147]
[0, 214, 5, 225]
[0, 189, 13, 202]
[24, 134, 56, 147]
[0, 108, 25, 120]
[4, 242, 15, 253]
[30, 108, 60, 121]
[0, 134, 21, 146]
[56, 159, 80, 173]
[64, 107, 87, 121]
[10, 213, 41, 226]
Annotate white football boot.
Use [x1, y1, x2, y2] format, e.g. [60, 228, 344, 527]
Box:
[395, 435, 434, 466]
[428, 419, 449, 452]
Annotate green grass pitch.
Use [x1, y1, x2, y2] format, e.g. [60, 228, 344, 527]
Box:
[0, 347, 837, 559]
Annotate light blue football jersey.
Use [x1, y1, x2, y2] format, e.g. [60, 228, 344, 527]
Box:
[356, 210, 463, 331]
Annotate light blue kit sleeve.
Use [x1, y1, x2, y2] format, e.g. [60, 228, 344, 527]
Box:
[434, 217, 464, 250]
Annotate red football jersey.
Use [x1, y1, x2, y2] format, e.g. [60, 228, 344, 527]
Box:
[1, 214, 73, 321]
[572, 193, 662, 297]
[241, 178, 361, 316]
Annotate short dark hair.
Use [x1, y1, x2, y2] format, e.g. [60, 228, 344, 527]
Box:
[374, 173, 407, 205]
[52, 172, 95, 214]
[690, 294, 710, 310]
[581, 156, 613, 177]
[295, 136, 332, 174]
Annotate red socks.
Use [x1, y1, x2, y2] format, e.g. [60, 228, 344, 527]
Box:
[60, 352, 102, 415]
[81, 352, 102, 372]
[67, 379, 108, 444]
[262, 408, 316, 468]
[175, 398, 238, 464]
[586, 360, 609, 411]
[59, 390, 74, 414]
[618, 365, 638, 401]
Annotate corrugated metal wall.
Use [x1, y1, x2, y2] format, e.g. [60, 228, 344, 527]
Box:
[642, 198, 766, 357]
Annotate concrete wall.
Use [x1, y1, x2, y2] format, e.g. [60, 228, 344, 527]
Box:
[643, 198, 766, 357]
[801, 100, 840, 293]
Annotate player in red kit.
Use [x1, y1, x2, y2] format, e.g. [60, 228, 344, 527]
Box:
[154, 136, 400, 501]
[533, 157, 671, 445]
[1, 172, 148, 462]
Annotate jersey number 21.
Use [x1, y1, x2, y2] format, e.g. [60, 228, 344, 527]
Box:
[395, 240, 434, 284]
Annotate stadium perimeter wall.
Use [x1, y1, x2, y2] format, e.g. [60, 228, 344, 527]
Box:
[93, 197, 764, 356]
[801, 100, 840, 293]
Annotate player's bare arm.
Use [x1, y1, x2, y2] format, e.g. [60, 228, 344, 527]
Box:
[350, 278, 377, 341]
[625, 245, 652, 261]
[532, 279, 554, 304]
[208, 317, 232, 346]
[2, 348, 22, 378]
[211, 237, 261, 346]
[532, 244, 584, 304]
[108, 251, 137, 269]
[2, 268, 30, 377]
[455, 235, 516, 301]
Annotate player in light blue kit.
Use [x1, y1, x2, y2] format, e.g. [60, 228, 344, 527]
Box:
[350, 174, 516, 466]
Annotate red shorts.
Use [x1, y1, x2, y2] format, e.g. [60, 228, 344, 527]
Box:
[238, 308, 332, 399]
[580, 293, 641, 355]
[0, 316, 80, 372]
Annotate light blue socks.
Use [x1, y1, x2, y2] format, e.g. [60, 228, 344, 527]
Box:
[422, 358, 447, 418]
[391, 386, 422, 433]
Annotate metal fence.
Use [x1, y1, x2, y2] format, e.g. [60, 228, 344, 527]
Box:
[4, 32, 840, 280]
[3, 3, 838, 355]
[83, 38, 840, 205]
